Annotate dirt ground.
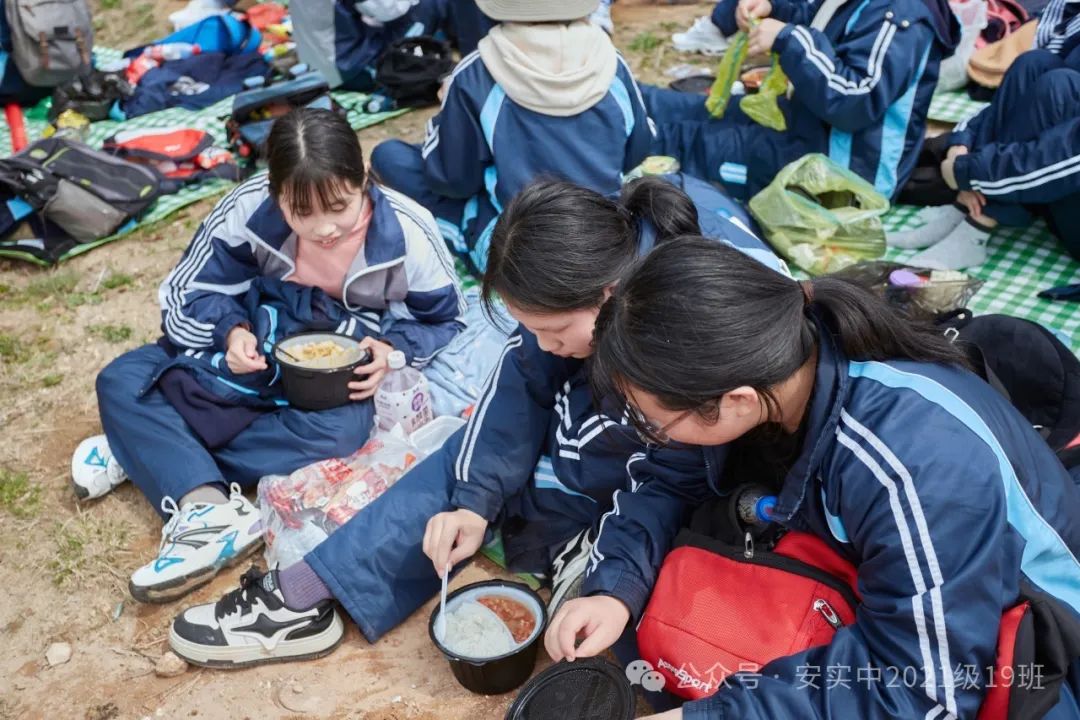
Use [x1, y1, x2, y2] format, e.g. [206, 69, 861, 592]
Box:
[0, 2, 713, 718]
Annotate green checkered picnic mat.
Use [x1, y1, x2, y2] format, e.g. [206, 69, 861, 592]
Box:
[883, 205, 1080, 352]
[0, 48, 410, 265]
[928, 89, 989, 125]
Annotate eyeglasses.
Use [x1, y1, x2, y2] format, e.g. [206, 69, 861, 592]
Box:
[626, 404, 695, 446]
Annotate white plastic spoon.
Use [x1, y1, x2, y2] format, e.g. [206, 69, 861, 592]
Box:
[435, 562, 450, 643]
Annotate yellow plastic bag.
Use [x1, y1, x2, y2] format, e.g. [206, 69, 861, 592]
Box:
[748, 154, 890, 275]
[705, 31, 748, 118]
[740, 55, 788, 131]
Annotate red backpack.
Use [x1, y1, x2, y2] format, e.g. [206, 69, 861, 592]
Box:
[637, 528, 1080, 718]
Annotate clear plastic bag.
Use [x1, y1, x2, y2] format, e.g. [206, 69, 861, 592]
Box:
[259, 419, 465, 568]
[748, 153, 890, 275]
[832, 261, 984, 321]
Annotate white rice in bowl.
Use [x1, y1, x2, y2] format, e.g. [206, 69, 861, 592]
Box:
[440, 600, 517, 659]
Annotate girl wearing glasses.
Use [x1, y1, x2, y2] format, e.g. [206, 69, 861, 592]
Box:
[555, 236, 1080, 720]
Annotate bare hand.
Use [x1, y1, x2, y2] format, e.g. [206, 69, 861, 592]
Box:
[544, 595, 631, 662]
[748, 18, 786, 55]
[737, 0, 773, 31]
[225, 326, 267, 374]
[957, 190, 986, 219]
[422, 508, 488, 577]
[347, 336, 395, 401]
[941, 146, 968, 190]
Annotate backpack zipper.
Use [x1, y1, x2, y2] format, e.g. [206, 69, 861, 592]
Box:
[677, 530, 859, 611]
[813, 598, 843, 629]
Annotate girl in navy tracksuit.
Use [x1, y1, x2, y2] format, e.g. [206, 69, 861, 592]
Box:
[370, 0, 654, 275]
[163, 176, 788, 669]
[71, 108, 464, 606]
[557, 237, 1080, 720]
[889, 47, 1080, 269]
[642, 0, 959, 201]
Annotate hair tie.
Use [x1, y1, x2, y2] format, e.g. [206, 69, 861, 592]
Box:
[800, 280, 815, 307]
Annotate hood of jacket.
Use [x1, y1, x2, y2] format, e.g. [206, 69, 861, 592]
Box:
[477, 20, 618, 117]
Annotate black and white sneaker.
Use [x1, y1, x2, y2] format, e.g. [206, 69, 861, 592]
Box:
[169, 567, 344, 669]
[548, 528, 595, 617]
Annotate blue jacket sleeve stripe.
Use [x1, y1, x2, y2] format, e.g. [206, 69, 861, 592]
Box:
[849, 361, 1080, 615]
[789, 23, 896, 95]
[609, 77, 635, 135]
[479, 84, 507, 150]
[874, 44, 931, 196]
[836, 410, 958, 718]
[421, 50, 483, 160]
[454, 334, 525, 484]
[969, 151, 1080, 196]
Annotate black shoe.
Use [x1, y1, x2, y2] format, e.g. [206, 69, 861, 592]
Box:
[169, 567, 344, 669]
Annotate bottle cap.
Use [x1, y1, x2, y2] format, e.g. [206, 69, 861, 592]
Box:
[387, 350, 406, 370]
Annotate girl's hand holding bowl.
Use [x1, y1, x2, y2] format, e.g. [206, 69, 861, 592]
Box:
[348, 336, 395, 401]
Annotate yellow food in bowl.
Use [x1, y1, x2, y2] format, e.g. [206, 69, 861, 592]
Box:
[281, 340, 359, 369]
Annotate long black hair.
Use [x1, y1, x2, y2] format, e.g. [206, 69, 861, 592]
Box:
[592, 236, 969, 431]
[481, 176, 701, 316]
[266, 107, 367, 216]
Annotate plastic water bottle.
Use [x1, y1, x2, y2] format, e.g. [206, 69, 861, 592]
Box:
[375, 350, 433, 434]
[145, 42, 201, 62]
[734, 484, 778, 529]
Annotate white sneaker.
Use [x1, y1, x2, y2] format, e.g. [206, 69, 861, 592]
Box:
[71, 435, 128, 500]
[170, 568, 344, 668]
[129, 484, 264, 604]
[589, 1, 614, 34]
[673, 16, 730, 55]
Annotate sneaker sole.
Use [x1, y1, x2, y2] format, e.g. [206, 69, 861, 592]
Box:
[548, 542, 593, 616]
[672, 40, 728, 56]
[169, 611, 345, 669]
[129, 538, 264, 605]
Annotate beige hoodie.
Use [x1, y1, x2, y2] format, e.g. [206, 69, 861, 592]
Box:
[477, 20, 618, 117]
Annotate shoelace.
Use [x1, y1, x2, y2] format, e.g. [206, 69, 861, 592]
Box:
[155, 483, 247, 555]
[214, 566, 267, 620]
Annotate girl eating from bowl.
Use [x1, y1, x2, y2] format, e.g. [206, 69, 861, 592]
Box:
[160, 176, 787, 669]
[556, 236, 1080, 720]
[70, 107, 465, 607]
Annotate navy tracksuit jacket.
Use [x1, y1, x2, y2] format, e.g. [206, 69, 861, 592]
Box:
[949, 50, 1080, 259]
[646, 0, 959, 200]
[370, 47, 655, 274]
[305, 179, 789, 642]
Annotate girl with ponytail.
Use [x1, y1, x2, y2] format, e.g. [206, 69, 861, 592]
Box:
[553, 236, 1080, 720]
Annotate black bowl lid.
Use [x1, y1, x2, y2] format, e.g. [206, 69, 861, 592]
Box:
[504, 659, 635, 720]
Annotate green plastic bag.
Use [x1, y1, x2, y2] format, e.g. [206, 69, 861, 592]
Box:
[740, 55, 788, 131]
[705, 31, 748, 118]
[748, 154, 890, 275]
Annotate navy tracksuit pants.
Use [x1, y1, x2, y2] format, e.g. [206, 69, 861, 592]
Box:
[954, 50, 1080, 259]
[97, 344, 374, 518]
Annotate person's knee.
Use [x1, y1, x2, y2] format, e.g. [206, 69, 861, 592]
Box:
[1011, 49, 1064, 77]
[1033, 68, 1080, 113]
[95, 352, 145, 410]
[370, 139, 422, 189]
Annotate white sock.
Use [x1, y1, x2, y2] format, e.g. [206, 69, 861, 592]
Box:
[909, 220, 990, 270]
[887, 205, 966, 250]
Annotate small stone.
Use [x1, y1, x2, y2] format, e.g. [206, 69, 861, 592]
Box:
[392, 696, 402, 703]
[291, 683, 304, 694]
[45, 642, 71, 667]
[154, 651, 188, 678]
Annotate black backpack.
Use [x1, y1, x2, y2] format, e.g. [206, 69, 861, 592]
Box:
[938, 310, 1080, 464]
[0, 137, 161, 264]
[374, 36, 454, 108]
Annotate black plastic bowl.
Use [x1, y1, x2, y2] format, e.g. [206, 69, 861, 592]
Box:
[505, 659, 636, 720]
[273, 332, 371, 411]
[429, 580, 548, 695]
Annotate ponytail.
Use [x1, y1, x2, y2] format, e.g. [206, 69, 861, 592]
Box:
[618, 176, 700, 244]
[591, 237, 968, 420]
[806, 276, 967, 367]
[482, 177, 703, 316]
